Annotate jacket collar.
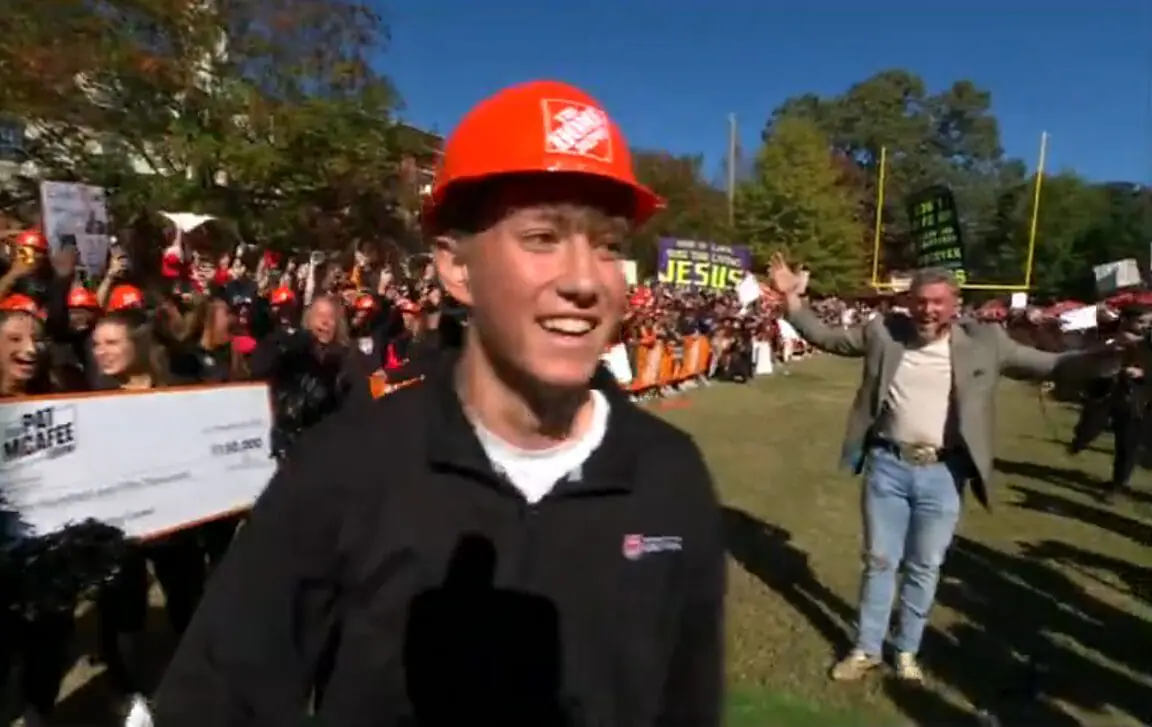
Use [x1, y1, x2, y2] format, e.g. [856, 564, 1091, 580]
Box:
[424, 351, 641, 496]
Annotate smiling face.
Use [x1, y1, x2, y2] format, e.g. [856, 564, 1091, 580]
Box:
[0, 314, 41, 387]
[92, 319, 135, 377]
[307, 297, 339, 345]
[909, 280, 959, 342]
[438, 191, 629, 391]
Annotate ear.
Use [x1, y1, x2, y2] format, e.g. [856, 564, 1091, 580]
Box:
[433, 235, 472, 307]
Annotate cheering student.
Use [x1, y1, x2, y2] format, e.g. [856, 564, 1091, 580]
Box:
[152, 80, 726, 727]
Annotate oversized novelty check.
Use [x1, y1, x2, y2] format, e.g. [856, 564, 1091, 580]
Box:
[0, 383, 276, 539]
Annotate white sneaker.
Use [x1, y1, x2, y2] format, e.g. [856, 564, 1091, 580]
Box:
[895, 651, 925, 683]
[830, 649, 880, 681]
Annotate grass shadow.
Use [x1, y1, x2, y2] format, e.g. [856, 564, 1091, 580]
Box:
[721, 507, 855, 659]
[721, 511, 994, 726]
[996, 456, 1152, 507]
[996, 457, 1107, 497]
[1010, 484, 1152, 548]
[914, 535, 1152, 725]
[1020, 434, 1111, 456]
[1024, 539, 1152, 607]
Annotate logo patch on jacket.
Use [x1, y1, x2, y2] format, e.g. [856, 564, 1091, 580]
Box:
[622, 534, 683, 561]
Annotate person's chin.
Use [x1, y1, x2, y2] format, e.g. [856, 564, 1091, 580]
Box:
[526, 358, 600, 392]
[9, 366, 34, 382]
[916, 323, 946, 341]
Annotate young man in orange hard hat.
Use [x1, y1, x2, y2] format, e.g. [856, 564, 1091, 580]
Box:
[152, 80, 725, 727]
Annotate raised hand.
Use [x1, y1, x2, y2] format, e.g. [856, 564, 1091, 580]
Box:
[768, 252, 802, 295]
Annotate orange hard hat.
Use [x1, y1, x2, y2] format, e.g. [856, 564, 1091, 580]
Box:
[0, 294, 43, 317]
[12, 229, 48, 252]
[353, 294, 377, 312]
[67, 287, 100, 309]
[422, 80, 662, 233]
[107, 284, 144, 312]
[269, 287, 296, 306]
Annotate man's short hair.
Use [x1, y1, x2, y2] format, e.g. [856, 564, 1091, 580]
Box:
[910, 267, 959, 292]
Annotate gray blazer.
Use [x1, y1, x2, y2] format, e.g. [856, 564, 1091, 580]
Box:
[787, 306, 1096, 507]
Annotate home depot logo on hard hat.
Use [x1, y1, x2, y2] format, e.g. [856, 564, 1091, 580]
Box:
[543, 100, 612, 163]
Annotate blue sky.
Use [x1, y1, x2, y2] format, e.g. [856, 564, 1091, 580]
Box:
[379, 0, 1151, 184]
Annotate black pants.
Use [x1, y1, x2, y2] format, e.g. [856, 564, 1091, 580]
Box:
[0, 609, 75, 715]
[199, 514, 242, 570]
[1110, 409, 1147, 492]
[96, 531, 206, 692]
[1070, 396, 1112, 454]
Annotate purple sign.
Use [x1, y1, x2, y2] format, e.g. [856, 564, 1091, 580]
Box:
[656, 238, 751, 290]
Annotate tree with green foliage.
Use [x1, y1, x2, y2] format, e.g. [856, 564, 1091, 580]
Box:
[768, 70, 1014, 275]
[1, 0, 417, 252]
[1078, 183, 1152, 273]
[762, 68, 1152, 299]
[629, 149, 730, 276]
[734, 116, 867, 295]
[980, 173, 1105, 298]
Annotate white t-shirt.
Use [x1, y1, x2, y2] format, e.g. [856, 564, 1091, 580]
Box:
[473, 390, 610, 504]
[882, 334, 953, 447]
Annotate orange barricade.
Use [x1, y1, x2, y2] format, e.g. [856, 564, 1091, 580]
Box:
[367, 336, 714, 401]
[623, 335, 714, 397]
[658, 345, 676, 387]
[627, 337, 661, 394]
[694, 337, 712, 377]
[681, 336, 700, 379]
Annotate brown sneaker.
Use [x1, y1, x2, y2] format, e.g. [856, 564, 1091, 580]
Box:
[894, 651, 925, 683]
[830, 649, 881, 681]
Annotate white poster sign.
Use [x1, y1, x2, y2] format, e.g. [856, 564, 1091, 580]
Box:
[0, 384, 276, 539]
[753, 342, 774, 376]
[39, 181, 112, 278]
[736, 273, 761, 307]
[1093, 258, 1141, 295]
[1058, 305, 1098, 332]
[619, 259, 638, 286]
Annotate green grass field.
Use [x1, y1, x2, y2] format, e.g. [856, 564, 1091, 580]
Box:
[49, 356, 1152, 726]
[656, 356, 1152, 726]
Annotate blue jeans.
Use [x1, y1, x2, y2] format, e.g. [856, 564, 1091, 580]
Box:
[855, 447, 962, 657]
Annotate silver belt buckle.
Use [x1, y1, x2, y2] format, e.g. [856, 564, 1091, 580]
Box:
[900, 444, 939, 466]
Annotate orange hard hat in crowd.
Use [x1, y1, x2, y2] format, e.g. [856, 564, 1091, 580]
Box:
[0, 294, 43, 317]
[422, 80, 662, 233]
[269, 287, 296, 306]
[353, 294, 377, 312]
[107, 284, 145, 312]
[12, 229, 48, 252]
[67, 287, 100, 309]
